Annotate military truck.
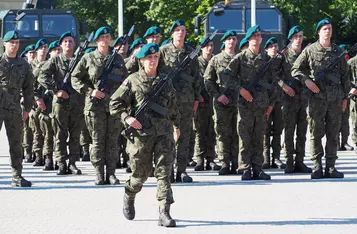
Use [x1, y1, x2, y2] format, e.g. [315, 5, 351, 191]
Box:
[0, 0, 86, 53]
[195, 0, 291, 54]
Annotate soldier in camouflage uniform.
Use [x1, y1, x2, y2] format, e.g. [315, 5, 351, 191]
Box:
[193, 36, 220, 171]
[159, 20, 200, 182]
[0, 31, 33, 187]
[225, 25, 277, 180]
[262, 37, 286, 170]
[347, 55, 357, 152]
[29, 38, 49, 167]
[126, 38, 146, 75]
[282, 26, 312, 173]
[291, 19, 350, 179]
[38, 31, 83, 176]
[204, 30, 238, 175]
[48, 40, 62, 57]
[110, 43, 179, 227]
[71, 26, 128, 185]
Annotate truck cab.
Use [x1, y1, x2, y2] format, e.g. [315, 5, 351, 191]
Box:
[196, 0, 287, 54]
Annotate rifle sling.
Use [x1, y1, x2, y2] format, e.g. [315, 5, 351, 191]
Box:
[147, 102, 169, 117]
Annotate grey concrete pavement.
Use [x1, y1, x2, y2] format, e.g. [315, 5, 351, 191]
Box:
[0, 130, 357, 234]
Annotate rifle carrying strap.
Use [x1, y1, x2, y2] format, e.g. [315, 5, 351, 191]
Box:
[147, 102, 169, 116]
[257, 80, 273, 90]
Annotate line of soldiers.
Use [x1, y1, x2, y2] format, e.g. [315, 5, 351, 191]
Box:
[1, 17, 357, 227]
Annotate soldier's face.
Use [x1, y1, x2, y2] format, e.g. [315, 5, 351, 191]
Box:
[266, 43, 279, 57]
[224, 36, 237, 50]
[141, 52, 160, 71]
[172, 26, 186, 41]
[319, 24, 332, 40]
[116, 43, 128, 56]
[146, 34, 162, 44]
[290, 31, 303, 47]
[97, 33, 112, 47]
[202, 41, 214, 54]
[4, 39, 19, 54]
[37, 44, 48, 57]
[50, 47, 62, 57]
[27, 51, 37, 61]
[61, 36, 75, 52]
[248, 32, 262, 46]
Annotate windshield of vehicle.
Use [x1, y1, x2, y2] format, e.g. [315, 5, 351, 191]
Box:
[42, 14, 77, 37]
[5, 14, 40, 37]
[208, 8, 281, 33]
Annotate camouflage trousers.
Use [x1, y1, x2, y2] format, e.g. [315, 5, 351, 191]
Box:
[0, 109, 24, 177]
[213, 103, 238, 168]
[117, 134, 129, 164]
[125, 134, 175, 206]
[52, 102, 83, 163]
[351, 100, 357, 143]
[80, 123, 91, 152]
[193, 100, 216, 163]
[176, 102, 194, 173]
[308, 96, 342, 168]
[264, 101, 284, 161]
[84, 111, 121, 174]
[22, 117, 33, 156]
[238, 105, 266, 170]
[339, 100, 350, 143]
[39, 112, 54, 157]
[29, 108, 43, 157]
[282, 96, 308, 163]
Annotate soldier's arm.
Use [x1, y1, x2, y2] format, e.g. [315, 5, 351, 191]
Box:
[340, 58, 351, 98]
[291, 48, 310, 85]
[71, 55, 94, 97]
[38, 59, 58, 93]
[268, 66, 278, 106]
[22, 64, 35, 112]
[109, 78, 133, 126]
[158, 49, 169, 74]
[192, 58, 201, 101]
[225, 55, 241, 92]
[204, 57, 220, 98]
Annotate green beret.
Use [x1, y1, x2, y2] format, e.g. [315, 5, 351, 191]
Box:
[220, 44, 225, 51]
[129, 38, 146, 51]
[245, 25, 261, 40]
[136, 43, 160, 59]
[20, 44, 36, 57]
[143, 26, 161, 39]
[221, 30, 237, 42]
[35, 38, 48, 50]
[161, 39, 171, 47]
[288, 25, 303, 40]
[112, 36, 125, 47]
[200, 36, 213, 47]
[94, 26, 111, 41]
[3, 30, 19, 42]
[168, 20, 185, 34]
[339, 44, 347, 50]
[59, 31, 74, 44]
[264, 37, 278, 49]
[85, 47, 96, 54]
[315, 18, 331, 34]
[239, 37, 249, 50]
[48, 40, 60, 52]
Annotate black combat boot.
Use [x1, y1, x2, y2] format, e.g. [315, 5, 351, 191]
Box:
[294, 162, 312, 173]
[81, 145, 90, 162]
[24, 150, 33, 163]
[33, 152, 44, 166]
[271, 158, 286, 169]
[218, 163, 230, 175]
[94, 165, 105, 185]
[106, 166, 120, 185]
[57, 161, 68, 175]
[187, 159, 197, 167]
[43, 155, 54, 171]
[206, 161, 221, 171]
[252, 167, 271, 180]
[284, 158, 294, 174]
[158, 204, 176, 227]
[341, 139, 354, 151]
[324, 159, 344, 178]
[241, 169, 252, 180]
[176, 172, 193, 183]
[230, 161, 238, 174]
[11, 176, 32, 187]
[123, 193, 135, 220]
[237, 168, 244, 175]
[194, 159, 204, 171]
[310, 158, 323, 179]
[68, 155, 82, 175]
[126, 166, 132, 173]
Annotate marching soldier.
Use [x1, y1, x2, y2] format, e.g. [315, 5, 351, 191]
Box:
[347, 55, 357, 153]
[159, 20, 200, 182]
[20, 44, 36, 61]
[225, 25, 277, 180]
[0, 31, 34, 187]
[71, 26, 128, 185]
[283, 26, 312, 173]
[292, 19, 350, 179]
[144, 26, 162, 44]
[204, 30, 238, 175]
[239, 37, 249, 51]
[110, 43, 179, 227]
[38, 31, 83, 176]
[126, 38, 146, 75]
[113, 36, 129, 60]
[48, 40, 62, 57]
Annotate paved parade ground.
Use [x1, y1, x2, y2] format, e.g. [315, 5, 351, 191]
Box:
[1, 130, 357, 234]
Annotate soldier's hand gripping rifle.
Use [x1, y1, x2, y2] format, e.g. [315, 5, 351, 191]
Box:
[90, 25, 135, 104]
[56, 32, 94, 103]
[122, 30, 218, 142]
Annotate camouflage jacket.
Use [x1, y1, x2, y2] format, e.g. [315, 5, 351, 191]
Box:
[270, 53, 291, 101]
[204, 51, 236, 107]
[109, 70, 180, 137]
[348, 56, 357, 84]
[197, 55, 212, 103]
[225, 48, 277, 109]
[0, 54, 34, 113]
[159, 42, 200, 103]
[71, 50, 128, 113]
[38, 54, 83, 106]
[291, 41, 350, 100]
[125, 55, 140, 75]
